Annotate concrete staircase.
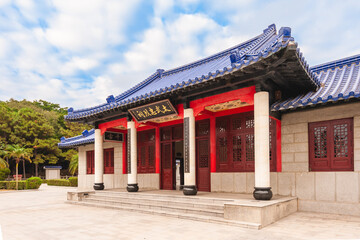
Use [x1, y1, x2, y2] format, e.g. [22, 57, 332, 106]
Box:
[67, 191, 262, 229]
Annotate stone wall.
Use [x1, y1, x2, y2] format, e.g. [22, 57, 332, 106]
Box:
[78, 142, 160, 190]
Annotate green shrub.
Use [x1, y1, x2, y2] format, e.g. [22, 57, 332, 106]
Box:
[26, 177, 42, 189]
[46, 179, 70, 186]
[0, 181, 7, 189]
[0, 168, 10, 181]
[68, 177, 78, 187]
[6, 181, 26, 190]
[42, 179, 47, 184]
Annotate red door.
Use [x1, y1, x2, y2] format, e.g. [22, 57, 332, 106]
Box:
[161, 142, 173, 190]
[196, 120, 210, 192]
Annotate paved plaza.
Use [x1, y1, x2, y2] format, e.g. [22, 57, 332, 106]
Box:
[0, 185, 360, 240]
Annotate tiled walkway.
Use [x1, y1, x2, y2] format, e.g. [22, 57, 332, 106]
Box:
[1, 185, 360, 240]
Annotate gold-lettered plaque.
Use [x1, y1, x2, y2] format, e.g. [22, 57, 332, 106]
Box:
[128, 99, 177, 123]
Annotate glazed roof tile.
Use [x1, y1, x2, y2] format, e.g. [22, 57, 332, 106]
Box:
[271, 54, 360, 111]
[58, 129, 95, 148]
[65, 24, 317, 121]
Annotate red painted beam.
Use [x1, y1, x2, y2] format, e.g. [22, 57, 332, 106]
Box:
[190, 86, 255, 116]
[99, 117, 127, 135]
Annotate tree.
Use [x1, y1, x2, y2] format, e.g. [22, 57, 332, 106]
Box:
[0, 144, 9, 169]
[68, 153, 78, 176]
[6, 145, 32, 190]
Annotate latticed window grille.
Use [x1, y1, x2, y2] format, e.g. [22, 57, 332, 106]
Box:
[137, 129, 156, 173]
[309, 118, 353, 171]
[216, 112, 277, 172]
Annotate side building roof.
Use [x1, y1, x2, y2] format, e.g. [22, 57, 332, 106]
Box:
[272, 54, 360, 111]
[58, 129, 95, 148]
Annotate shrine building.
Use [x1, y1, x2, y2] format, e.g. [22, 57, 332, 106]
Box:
[59, 24, 360, 216]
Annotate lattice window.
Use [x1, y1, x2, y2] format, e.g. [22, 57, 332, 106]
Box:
[245, 134, 254, 161]
[137, 129, 155, 173]
[148, 146, 155, 167]
[232, 135, 242, 162]
[216, 117, 228, 133]
[140, 146, 146, 166]
[309, 118, 353, 171]
[245, 116, 254, 129]
[218, 137, 227, 163]
[333, 124, 348, 158]
[173, 126, 183, 140]
[232, 117, 242, 130]
[197, 121, 210, 136]
[161, 128, 171, 141]
[313, 126, 327, 158]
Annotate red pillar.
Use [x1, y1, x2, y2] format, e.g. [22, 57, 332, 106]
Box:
[155, 127, 160, 174]
[210, 116, 216, 173]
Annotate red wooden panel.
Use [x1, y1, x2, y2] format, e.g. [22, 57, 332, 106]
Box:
[137, 129, 156, 173]
[103, 148, 114, 174]
[161, 142, 173, 190]
[86, 150, 94, 174]
[196, 119, 210, 192]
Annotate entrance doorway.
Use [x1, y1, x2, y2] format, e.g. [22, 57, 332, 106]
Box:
[160, 125, 184, 190]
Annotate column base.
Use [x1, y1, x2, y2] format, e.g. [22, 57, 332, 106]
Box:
[183, 185, 197, 195]
[253, 187, 273, 200]
[127, 183, 139, 192]
[93, 183, 104, 190]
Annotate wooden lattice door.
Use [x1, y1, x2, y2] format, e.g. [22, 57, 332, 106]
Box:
[161, 142, 173, 190]
[196, 120, 210, 192]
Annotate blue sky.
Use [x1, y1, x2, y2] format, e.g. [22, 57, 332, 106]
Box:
[1, 0, 360, 109]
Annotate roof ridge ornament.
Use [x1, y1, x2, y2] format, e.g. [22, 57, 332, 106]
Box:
[106, 95, 115, 104]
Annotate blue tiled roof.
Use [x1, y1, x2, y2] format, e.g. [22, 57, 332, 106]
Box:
[58, 129, 95, 148]
[272, 54, 360, 111]
[65, 24, 318, 121]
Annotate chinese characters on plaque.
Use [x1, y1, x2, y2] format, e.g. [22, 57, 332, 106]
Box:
[128, 99, 177, 122]
[104, 132, 123, 142]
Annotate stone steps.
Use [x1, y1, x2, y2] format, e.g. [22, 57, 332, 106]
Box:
[87, 193, 226, 211]
[95, 191, 233, 204]
[67, 200, 261, 229]
[83, 197, 224, 217]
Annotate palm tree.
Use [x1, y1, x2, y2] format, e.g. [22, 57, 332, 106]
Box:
[6, 145, 32, 190]
[68, 153, 78, 176]
[0, 157, 8, 169]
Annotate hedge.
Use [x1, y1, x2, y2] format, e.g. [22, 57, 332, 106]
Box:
[0, 180, 27, 190]
[26, 177, 42, 189]
[68, 177, 78, 187]
[46, 179, 71, 186]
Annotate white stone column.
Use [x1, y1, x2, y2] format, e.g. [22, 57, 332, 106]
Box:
[93, 129, 104, 190]
[183, 108, 197, 195]
[126, 120, 139, 192]
[253, 91, 272, 200]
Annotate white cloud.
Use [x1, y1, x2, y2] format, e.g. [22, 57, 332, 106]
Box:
[1, 0, 360, 110]
[45, 0, 140, 53]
